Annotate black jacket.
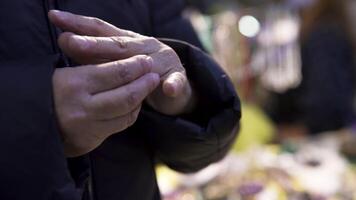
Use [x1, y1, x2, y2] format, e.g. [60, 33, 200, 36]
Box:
[0, 0, 241, 200]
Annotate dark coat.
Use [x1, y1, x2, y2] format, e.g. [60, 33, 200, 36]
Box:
[299, 22, 355, 133]
[269, 21, 355, 133]
[0, 0, 241, 200]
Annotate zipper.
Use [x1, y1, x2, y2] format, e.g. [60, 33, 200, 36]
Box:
[87, 156, 96, 200]
[43, 0, 71, 67]
[43, 1, 95, 200]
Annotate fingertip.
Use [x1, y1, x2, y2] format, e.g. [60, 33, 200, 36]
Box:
[163, 72, 186, 97]
[163, 81, 177, 97]
[48, 10, 65, 22]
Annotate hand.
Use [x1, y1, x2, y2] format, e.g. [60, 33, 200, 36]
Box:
[49, 10, 197, 115]
[53, 55, 160, 157]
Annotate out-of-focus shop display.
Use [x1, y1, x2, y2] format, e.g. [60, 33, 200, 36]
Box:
[157, 132, 356, 200]
[157, 0, 356, 199]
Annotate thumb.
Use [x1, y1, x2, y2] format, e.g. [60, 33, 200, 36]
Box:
[162, 72, 187, 98]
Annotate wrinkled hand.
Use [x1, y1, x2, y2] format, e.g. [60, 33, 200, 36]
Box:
[53, 56, 159, 157]
[49, 10, 196, 115]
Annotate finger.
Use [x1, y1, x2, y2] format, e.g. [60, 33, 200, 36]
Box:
[48, 10, 139, 37]
[162, 71, 187, 97]
[58, 32, 107, 64]
[148, 48, 183, 78]
[58, 33, 160, 64]
[86, 55, 154, 93]
[95, 105, 142, 138]
[87, 73, 160, 120]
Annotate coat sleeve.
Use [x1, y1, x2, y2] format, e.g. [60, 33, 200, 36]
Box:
[138, 0, 241, 173]
[0, 57, 79, 200]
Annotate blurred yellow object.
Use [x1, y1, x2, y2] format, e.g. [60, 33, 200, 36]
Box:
[156, 165, 181, 196]
[233, 103, 276, 152]
[252, 181, 287, 200]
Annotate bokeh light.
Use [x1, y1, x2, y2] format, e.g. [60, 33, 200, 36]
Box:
[238, 15, 261, 38]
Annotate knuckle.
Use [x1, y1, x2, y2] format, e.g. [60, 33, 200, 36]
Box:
[126, 30, 140, 37]
[110, 36, 128, 49]
[91, 17, 106, 27]
[67, 36, 78, 49]
[146, 37, 159, 45]
[112, 60, 123, 68]
[137, 55, 151, 68]
[160, 47, 176, 58]
[68, 36, 87, 52]
[160, 47, 181, 67]
[142, 37, 161, 51]
[126, 90, 140, 108]
[115, 63, 133, 81]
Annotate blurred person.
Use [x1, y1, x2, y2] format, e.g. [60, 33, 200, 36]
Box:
[0, 1, 241, 200]
[298, 0, 355, 133]
[271, 0, 355, 135]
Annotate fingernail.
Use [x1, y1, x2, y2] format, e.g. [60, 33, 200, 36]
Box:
[163, 81, 177, 97]
[164, 73, 185, 97]
[170, 82, 178, 96]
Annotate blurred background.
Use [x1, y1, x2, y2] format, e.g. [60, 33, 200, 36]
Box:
[156, 0, 356, 199]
